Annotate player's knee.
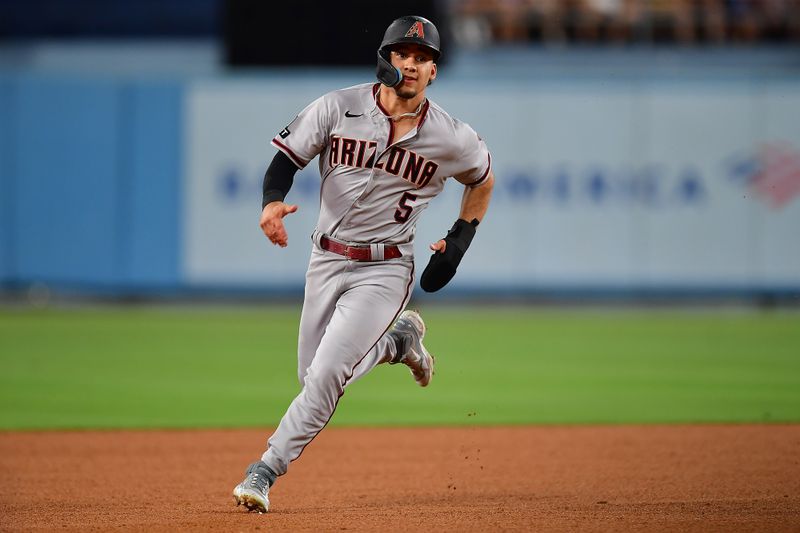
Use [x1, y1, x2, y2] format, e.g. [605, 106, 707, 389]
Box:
[304, 360, 347, 391]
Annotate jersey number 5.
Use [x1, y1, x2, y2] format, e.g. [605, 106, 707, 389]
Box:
[394, 192, 418, 223]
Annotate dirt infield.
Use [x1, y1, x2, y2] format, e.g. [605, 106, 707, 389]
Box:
[1, 425, 798, 532]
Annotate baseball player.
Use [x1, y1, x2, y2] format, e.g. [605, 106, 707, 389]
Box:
[233, 15, 494, 513]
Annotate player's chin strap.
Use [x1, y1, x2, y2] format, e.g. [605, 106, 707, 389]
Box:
[376, 50, 403, 88]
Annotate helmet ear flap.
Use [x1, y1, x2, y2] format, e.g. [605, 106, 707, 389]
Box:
[376, 49, 403, 87]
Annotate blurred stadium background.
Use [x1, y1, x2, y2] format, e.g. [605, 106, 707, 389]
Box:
[0, 1, 799, 430]
[1, 0, 799, 303]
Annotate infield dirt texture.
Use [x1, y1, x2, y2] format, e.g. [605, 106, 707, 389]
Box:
[2, 425, 799, 531]
[1, 307, 799, 531]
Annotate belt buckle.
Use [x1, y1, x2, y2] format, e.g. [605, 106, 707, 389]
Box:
[345, 244, 370, 261]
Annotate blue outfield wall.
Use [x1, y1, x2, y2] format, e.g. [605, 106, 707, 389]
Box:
[0, 75, 13, 284]
[16, 75, 122, 285]
[123, 82, 182, 288]
[0, 73, 182, 291]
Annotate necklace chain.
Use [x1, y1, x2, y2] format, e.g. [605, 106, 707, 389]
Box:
[389, 99, 425, 122]
[377, 87, 426, 122]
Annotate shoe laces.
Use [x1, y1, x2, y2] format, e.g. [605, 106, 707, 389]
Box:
[244, 463, 270, 494]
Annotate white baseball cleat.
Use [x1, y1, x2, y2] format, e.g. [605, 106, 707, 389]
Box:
[389, 310, 434, 387]
[233, 461, 272, 513]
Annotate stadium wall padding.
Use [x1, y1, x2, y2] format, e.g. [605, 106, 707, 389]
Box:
[1, 74, 182, 291]
[0, 75, 14, 284]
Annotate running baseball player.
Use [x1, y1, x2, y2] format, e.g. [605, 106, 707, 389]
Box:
[233, 15, 494, 513]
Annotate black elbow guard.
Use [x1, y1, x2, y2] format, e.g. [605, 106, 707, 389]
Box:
[420, 218, 479, 293]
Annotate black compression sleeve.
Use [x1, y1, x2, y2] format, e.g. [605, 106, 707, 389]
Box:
[262, 151, 300, 208]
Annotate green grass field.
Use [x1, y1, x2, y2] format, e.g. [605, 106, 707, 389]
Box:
[0, 306, 798, 430]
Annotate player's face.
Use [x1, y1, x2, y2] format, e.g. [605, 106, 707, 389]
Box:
[389, 44, 437, 100]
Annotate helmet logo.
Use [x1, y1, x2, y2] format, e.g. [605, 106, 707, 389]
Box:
[405, 21, 425, 39]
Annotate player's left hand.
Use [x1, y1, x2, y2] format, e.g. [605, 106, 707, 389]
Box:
[429, 240, 446, 253]
[420, 218, 477, 292]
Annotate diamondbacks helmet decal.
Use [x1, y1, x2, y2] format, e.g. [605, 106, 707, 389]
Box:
[405, 21, 425, 39]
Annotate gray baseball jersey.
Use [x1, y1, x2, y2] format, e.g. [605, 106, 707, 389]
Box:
[260, 82, 492, 479]
[271, 82, 491, 253]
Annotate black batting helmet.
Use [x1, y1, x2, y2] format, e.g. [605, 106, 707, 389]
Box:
[376, 15, 441, 88]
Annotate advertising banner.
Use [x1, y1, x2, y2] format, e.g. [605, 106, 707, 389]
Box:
[184, 78, 800, 291]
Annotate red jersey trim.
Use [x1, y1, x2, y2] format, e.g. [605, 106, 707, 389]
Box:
[271, 138, 307, 169]
[470, 153, 492, 188]
[372, 83, 397, 146]
[417, 99, 431, 130]
[374, 86, 391, 117]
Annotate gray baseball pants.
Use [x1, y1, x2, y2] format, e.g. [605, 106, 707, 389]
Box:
[261, 246, 414, 476]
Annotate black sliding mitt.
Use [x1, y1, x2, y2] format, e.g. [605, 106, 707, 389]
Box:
[420, 218, 479, 293]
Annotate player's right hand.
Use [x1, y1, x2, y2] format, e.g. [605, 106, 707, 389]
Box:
[260, 201, 298, 247]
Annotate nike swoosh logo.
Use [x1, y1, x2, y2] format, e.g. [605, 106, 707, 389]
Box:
[345, 111, 363, 118]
